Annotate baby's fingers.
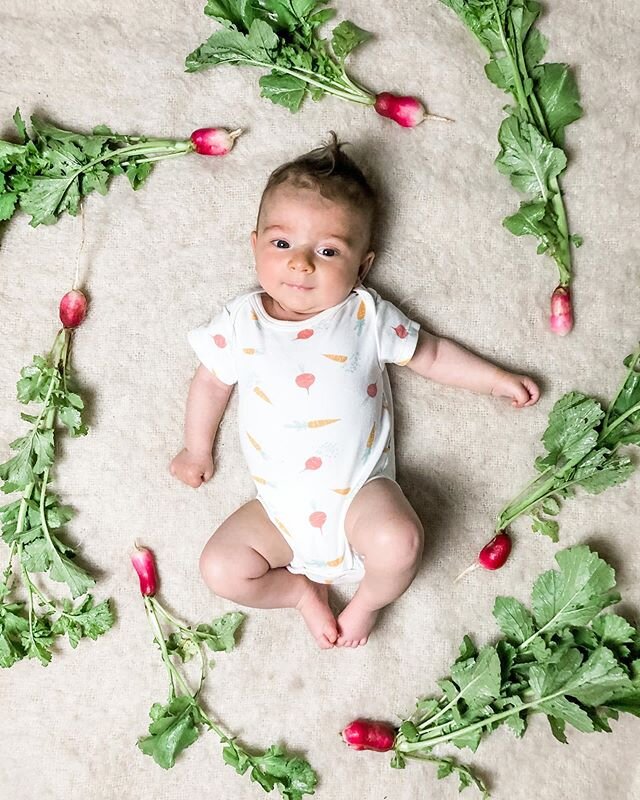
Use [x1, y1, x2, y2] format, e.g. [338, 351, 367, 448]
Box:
[521, 376, 540, 406]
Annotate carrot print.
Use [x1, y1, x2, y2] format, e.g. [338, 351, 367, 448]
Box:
[212, 334, 227, 348]
[332, 487, 350, 495]
[246, 432, 266, 456]
[397, 357, 411, 366]
[392, 324, 409, 339]
[253, 386, 272, 405]
[326, 555, 344, 567]
[295, 372, 315, 394]
[302, 456, 322, 472]
[243, 347, 258, 355]
[250, 310, 258, 321]
[323, 353, 348, 363]
[251, 475, 275, 487]
[366, 424, 376, 449]
[286, 418, 340, 430]
[354, 299, 366, 336]
[309, 511, 326, 535]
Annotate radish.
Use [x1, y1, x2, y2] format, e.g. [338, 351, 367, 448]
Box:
[294, 329, 314, 341]
[374, 93, 452, 127]
[190, 127, 242, 156]
[342, 720, 396, 752]
[296, 372, 316, 392]
[303, 456, 322, 471]
[309, 511, 326, 535]
[131, 542, 158, 596]
[367, 383, 378, 398]
[549, 285, 573, 336]
[59, 289, 87, 328]
[454, 532, 512, 583]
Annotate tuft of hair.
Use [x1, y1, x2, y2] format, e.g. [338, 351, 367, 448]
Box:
[257, 132, 377, 238]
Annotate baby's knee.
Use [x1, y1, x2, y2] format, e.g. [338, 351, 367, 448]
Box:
[199, 544, 234, 597]
[369, 519, 423, 572]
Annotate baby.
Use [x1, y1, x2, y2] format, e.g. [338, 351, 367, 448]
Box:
[170, 134, 539, 650]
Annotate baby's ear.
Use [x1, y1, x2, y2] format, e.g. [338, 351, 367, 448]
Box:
[250, 230, 257, 254]
[358, 250, 375, 282]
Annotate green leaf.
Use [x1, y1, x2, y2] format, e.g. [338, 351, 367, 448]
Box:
[493, 596, 535, 645]
[19, 176, 73, 227]
[495, 114, 567, 198]
[0, 191, 18, 221]
[125, 161, 153, 190]
[12, 108, 28, 143]
[259, 71, 307, 111]
[138, 696, 202, 769]
[229, 744, 318, 800]
[531, 546, 619, 635]
[51, 596, 114, 647]
[592, 614, 636, 647]
[185, 19, 278, 71]
[530, 513, 559, 542]
[539, 392, 605, 472]
[204, 0, 258, 32]
[331, 20, 372, 61]
[450, 645, 502, 709]
[196, 610, 245, 652]
[502, 199, 546, 236]
[534, 63, 583, 147]
[48, 548, 95, 598]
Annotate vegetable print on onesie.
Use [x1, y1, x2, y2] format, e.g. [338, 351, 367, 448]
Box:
[188, 286, 420, 585]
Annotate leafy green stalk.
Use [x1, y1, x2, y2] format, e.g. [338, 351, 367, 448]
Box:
[0, 328, 113, 667]
[185, 0, 376, 114]
[496, 346, 640, 540]
[392, 546, 640, 796]
[0, 109, 195, 227]
[439, 0, 582, 288]
[138, 592, 317, 799]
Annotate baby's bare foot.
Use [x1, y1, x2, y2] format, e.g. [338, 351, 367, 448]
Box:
[336, 597, 379, 647]
[296, 582, 338, 649]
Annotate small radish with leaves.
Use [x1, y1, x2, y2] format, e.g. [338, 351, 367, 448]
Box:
[186, 3, 449, 127]
[454, 532, 512, 583]
[342, 720, 396, 752]
[132, 544, 317, 796]
[0, 109, 241, 228]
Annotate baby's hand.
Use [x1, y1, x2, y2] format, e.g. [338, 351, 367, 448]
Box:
[491, 370, 540, 408]
[170, 447, 214, 488]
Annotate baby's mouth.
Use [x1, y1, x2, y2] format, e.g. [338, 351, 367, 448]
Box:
[284, 282, 314, 291]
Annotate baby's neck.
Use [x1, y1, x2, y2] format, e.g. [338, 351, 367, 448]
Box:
[261, 292, 351, 322]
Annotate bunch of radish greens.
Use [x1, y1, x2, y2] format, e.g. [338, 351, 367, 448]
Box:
[186, 0, 441, 126]
[391, 546, 640, 796]
[440, 0, 582, 334]
[0, 302, 113, 667]
[0, 109, 238, 228]
[496, 346, 640, 541]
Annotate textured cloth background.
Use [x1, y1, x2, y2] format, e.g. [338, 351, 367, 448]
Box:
[0, 1, 639, 799]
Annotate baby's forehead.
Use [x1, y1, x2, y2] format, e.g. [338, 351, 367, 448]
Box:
[258, 182, 368, 229]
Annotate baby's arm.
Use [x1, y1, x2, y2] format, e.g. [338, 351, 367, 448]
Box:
[170, 364, 234, 487]
[407, 331, 540, 407]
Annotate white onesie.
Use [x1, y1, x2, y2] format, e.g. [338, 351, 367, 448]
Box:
[188, 285, 420, 585]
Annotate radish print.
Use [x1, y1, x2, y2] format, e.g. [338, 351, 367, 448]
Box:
[213, 334, 227, 348]
[303, 456, 322, 471]
[296, 372, 316, 393]
[367, 383, 378, 398]
[294, 329, 314, 341]
[392, 324, 408, 339]
[309, 511, 326, 535]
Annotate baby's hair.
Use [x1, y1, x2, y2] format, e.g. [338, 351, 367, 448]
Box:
[257, 132, 377, 241]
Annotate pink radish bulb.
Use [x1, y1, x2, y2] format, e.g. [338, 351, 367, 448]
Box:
[374, 93, 426, 127]
[190, 127, 241, 156]
[342, 720, 396, 752]
[454, 532, 512, 583]
[550, 286, 573, 336]
[130, 542, 158, 596]
[309, 511, 326, 534]
[59, 289, 87, 328]
[296, 372, 315, 392]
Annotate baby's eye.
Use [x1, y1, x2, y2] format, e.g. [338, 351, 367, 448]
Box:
[272, 239, 290, 249]
[319, 248, 338, 257]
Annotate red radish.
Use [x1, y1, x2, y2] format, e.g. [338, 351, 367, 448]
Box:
[392, 324, 408, 339]
[367, 383, 378, 398]
[374, 92, 452, 127]
[131, 542, 158, 596]
[309, 511, 326, 534]
[190, 127, 242, 156]
[303, 456, 322, 471]
[454, 532, 512, 583]
[213, 334, 227, 348]
[549, 285, 573, 336]
[59, 289, 87, 328]
[294, 329, 314, 341]
[296, 372, 315, 392]
[342, 720, 396, 752]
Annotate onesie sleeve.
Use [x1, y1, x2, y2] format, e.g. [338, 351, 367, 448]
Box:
[371, 290, 420, 367]
[187, 305, 238, 385]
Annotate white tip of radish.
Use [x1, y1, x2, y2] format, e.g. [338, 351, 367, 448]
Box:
[454, 562, 481, 583]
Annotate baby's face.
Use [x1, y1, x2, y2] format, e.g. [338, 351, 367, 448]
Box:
[251, 184, 374, 321]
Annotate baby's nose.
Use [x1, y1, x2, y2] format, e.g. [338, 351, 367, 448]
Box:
[288, 252, 315, 273]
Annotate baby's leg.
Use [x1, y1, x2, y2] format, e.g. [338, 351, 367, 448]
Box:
[337, 478, 424, 647]
[199, 499, 338, 649]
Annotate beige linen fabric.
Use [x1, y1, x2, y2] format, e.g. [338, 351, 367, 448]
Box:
[0, 2, 638, 799]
